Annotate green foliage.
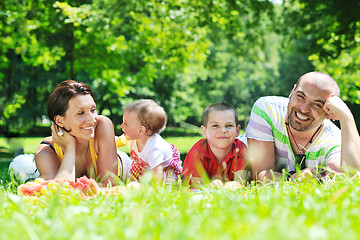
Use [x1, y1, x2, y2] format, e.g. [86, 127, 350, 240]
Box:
[282, 0, 360, 105]
[1, 0, 359, 134]
[0, 0, 290, 135]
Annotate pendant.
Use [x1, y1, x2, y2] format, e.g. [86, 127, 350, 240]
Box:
[295, 154, 306, 170]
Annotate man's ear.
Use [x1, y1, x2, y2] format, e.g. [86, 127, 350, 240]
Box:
[289, 84, 296, 98]
[54, 115, 64, 127]
[201, 125, 207, 138]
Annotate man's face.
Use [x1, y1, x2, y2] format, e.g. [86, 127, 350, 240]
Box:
[287, 77, 333, 132]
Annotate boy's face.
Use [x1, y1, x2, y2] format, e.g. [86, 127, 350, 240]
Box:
[201, 110, 240, 152]
[121, 110, 142, 140]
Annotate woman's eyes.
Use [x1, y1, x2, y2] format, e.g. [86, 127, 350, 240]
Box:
[76, 108, 96, 115]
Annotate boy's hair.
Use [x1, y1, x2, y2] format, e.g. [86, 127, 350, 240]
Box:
[202, 103, 238, 127]
[124, 99, 167, 135]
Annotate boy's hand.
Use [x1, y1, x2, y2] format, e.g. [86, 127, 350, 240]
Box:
[210, 179, 224, 189]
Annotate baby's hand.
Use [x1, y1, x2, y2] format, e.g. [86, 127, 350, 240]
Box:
[323, 96, 350, 121]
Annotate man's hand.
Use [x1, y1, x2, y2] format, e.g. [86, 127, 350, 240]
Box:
[289, 167, 316, 181]
[323, 95, 352, 122]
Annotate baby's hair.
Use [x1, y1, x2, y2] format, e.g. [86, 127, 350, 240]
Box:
[202, 103, 238, 127]
[124, 99, 167, 135]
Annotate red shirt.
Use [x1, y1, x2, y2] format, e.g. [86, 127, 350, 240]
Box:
[182, 138, 246, 182]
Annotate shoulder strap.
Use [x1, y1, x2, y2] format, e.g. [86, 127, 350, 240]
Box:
[40, 141, 55, 152]
[89, 138, 98, 175]
[53, 143, 64, 163]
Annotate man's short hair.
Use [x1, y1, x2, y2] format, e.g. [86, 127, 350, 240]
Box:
[295, 71, 340, 96]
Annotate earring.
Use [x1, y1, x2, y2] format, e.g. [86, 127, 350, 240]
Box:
[58, 129, 64, 136]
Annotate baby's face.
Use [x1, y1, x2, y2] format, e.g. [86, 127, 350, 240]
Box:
[201, 110, 239, 152]
[121, 111, 142, 140]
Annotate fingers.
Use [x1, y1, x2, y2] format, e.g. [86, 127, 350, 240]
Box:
[51, 124, 63, 138]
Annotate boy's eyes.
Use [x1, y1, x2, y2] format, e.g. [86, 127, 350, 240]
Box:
[210, 124, 235, 128]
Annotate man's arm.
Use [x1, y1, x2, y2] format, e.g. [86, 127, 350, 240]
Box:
[247, 138, 282, 182]
[324, 96, 360, 169]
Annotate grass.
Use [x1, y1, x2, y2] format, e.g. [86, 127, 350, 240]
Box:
[1, 136, 359, 239]
[0, 137, 44, 157]
[1, 176, 360, 239]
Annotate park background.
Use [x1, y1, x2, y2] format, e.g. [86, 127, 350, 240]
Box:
[1, 0, 360, 159]
[1, 1, 360, 239]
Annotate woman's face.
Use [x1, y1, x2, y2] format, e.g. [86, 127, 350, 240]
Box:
[60, 94, 98, 140]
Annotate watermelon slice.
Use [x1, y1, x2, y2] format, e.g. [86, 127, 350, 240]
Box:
[18, 176, 100, 197]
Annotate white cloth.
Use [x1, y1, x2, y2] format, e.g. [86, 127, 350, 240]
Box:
[128, 134, 173, 169]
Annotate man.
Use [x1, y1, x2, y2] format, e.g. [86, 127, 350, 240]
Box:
[245, 72, 343, 181]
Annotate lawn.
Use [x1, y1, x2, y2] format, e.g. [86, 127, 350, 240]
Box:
[1, 175, 360, 239]
[1, 137, 360, 239]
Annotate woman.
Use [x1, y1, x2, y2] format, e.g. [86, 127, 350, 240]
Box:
[35, 80, 130, 185]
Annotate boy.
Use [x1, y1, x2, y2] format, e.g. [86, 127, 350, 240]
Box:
[182, 103, 247, 187]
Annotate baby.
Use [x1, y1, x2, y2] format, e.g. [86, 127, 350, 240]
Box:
[116, 99, 182, 183]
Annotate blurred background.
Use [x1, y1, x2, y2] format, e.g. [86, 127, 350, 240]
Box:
[1, 0, 359, 159]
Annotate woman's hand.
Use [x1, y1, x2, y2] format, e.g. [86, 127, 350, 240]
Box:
[51, 123, 75, 148]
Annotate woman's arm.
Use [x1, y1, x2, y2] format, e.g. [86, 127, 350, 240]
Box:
[35, 137, 62, 180]
[35, 123, 77, 181]
[94, 116, 119, 185]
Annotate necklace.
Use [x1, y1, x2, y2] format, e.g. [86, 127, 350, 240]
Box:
[286, 116, 323, 154]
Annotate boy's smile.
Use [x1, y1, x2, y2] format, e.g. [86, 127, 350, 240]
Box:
[201, 110, 240, 153]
